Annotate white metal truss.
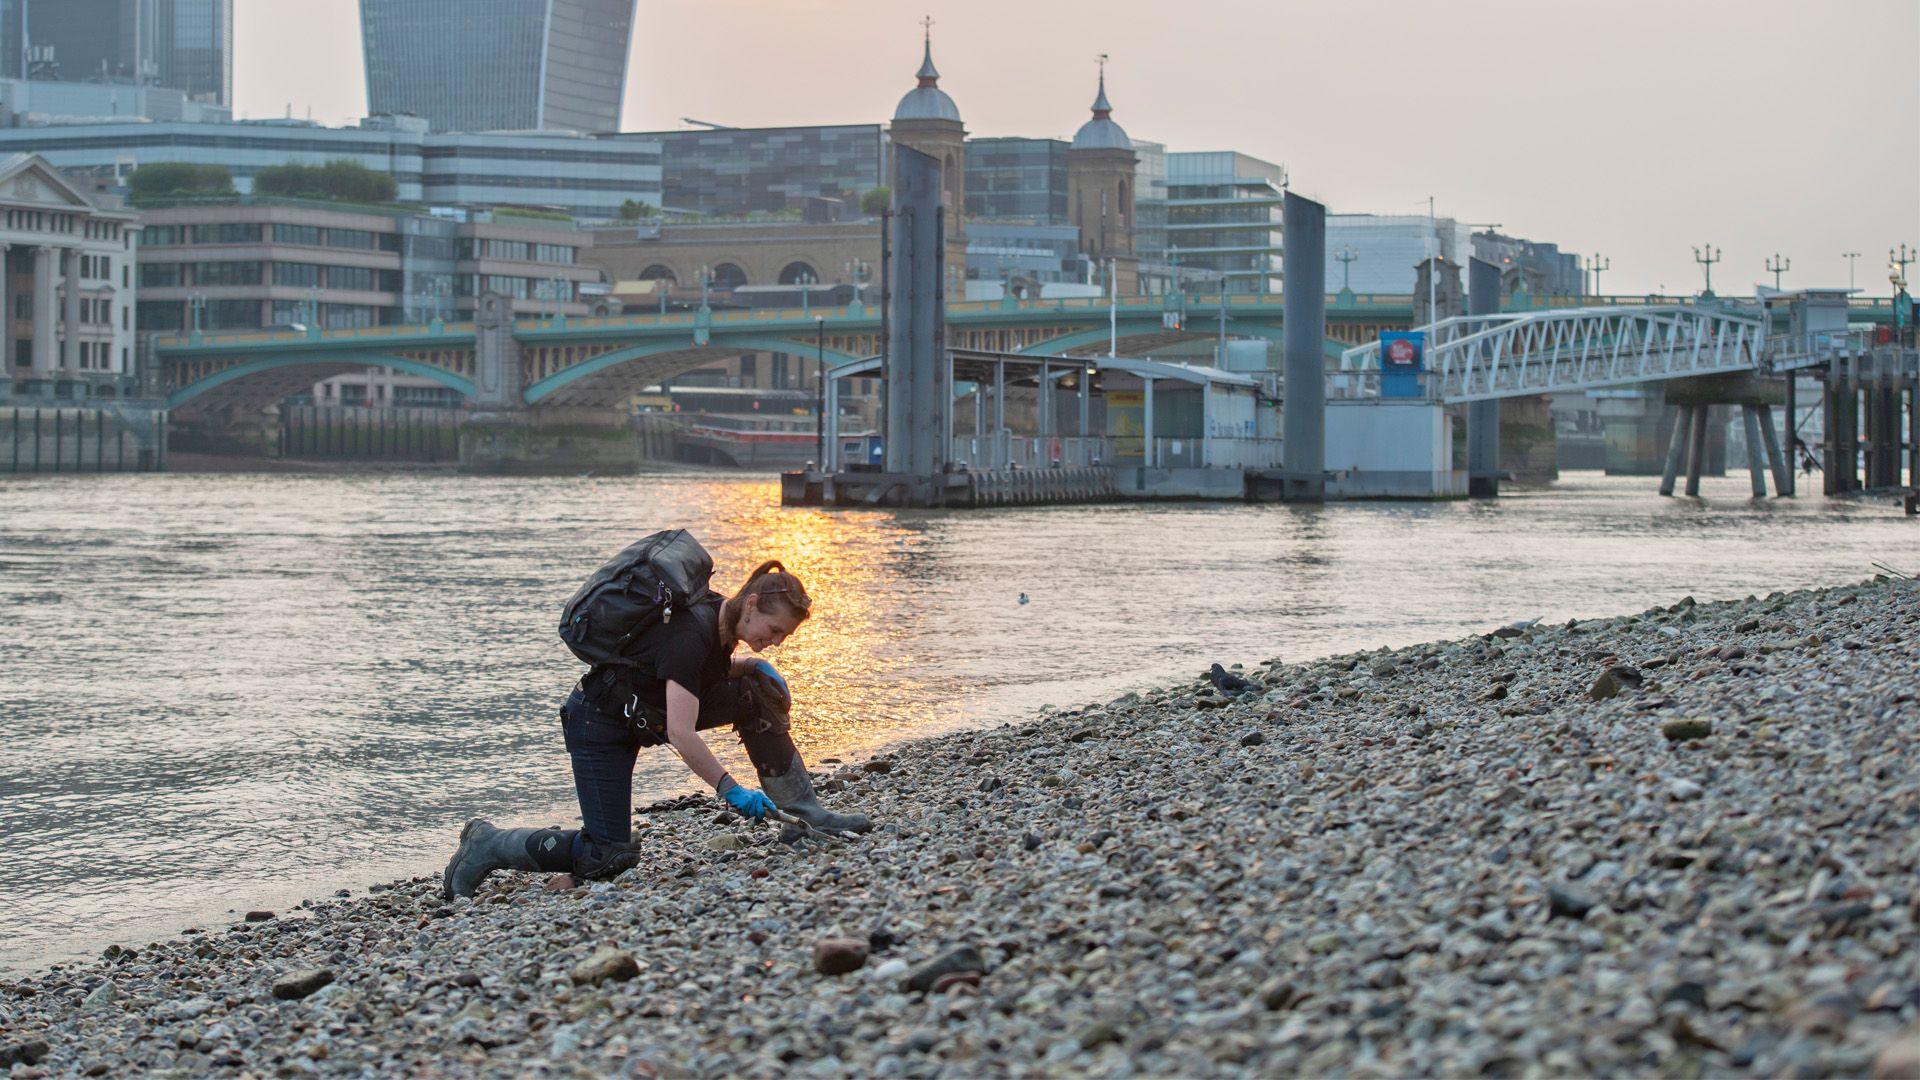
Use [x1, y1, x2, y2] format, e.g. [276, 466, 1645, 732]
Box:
[1334, 306, 1769, 403]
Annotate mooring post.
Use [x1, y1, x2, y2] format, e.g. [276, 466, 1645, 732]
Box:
[1078, 365, 1091, 465]
[883, 144, 947, 490]
[1280, 191, 1327, 500]
[993, 358, 1005, 469]
[1467, 258, 1501, 497]
[1659, 405, 1691, 496]
[1142, 375, 1155, 468]
[1684, 404, 1709, 496]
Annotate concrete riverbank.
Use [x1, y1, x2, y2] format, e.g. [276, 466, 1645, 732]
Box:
[3, 578, 1917, 1077]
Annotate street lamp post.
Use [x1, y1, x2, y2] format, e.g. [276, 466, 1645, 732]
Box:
[1692, 244, 1721, 298]
[1764, 253, 1790, 290]
[813, 315, 826, 471]
[1586, 254, 1610, 296]
[1842, 251, 1861, 292]
[1335, 246, 1358, 292]
[1894, 245, 1916, 333]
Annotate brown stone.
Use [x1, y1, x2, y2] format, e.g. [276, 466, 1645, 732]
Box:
[813, 938, 869, 976]
[570, 945, 640, 986]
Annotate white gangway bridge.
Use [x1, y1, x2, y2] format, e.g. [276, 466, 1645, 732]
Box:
[1335, 305, 1770, 402]
[1334, 300, 1918, 503]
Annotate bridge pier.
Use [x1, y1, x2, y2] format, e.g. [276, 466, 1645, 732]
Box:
[1684, 404, 1710, 496]
[1823, 375, 1857, 494]
[1740, 405, 1768, 497]
[1759, 404, 1791, 495]
[1869, 384, 1902, 488]
[1658, 404, 1692, 497]
[1910, 375, 1919, 492]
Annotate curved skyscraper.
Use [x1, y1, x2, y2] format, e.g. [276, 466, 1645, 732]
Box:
[359, 0, 635, 133]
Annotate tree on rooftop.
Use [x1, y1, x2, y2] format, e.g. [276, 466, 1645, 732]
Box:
[253, 160, 398, 204]
[128, 163, 236, 204]
[860, 187, 891, 216]
[618, 199, 659, 221]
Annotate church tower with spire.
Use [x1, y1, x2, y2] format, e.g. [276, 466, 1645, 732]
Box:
[888, 21, 967, 263]
[1067, 59, 1137, 265]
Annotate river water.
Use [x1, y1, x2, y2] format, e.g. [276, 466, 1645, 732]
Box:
[1, 469, 1914, 971]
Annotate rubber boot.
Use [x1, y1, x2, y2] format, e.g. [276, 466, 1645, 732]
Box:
[441, 819, 572, 901]
[761, 755, 872, 835]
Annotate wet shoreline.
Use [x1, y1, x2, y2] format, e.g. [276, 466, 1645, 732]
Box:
[3, 576, 1917, 1076]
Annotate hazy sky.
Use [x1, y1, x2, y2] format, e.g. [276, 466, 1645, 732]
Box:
[235, 0, 1918, 295]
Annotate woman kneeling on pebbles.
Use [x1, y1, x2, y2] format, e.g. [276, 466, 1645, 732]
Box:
[444, 548, 871, 900]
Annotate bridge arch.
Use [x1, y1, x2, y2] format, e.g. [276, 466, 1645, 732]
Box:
[524, 333, 866, 407]
[638, 264, 677, 286]
[166, 351, 477, 411]
[710, 263, 748, 290]
[777, 261, 819, 285]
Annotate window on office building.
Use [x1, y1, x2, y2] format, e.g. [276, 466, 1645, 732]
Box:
[140, 264, 184, 288]
[326, 228, 398, 252]
[191, 223, 263, 244]
[327, 266, 377, 291]
[194, 261, 263, 286]
[206, 298, 262, 329]
[321, 304, 376, 329]
[272, 224, 326, 246]
[273, 263, 322, 287]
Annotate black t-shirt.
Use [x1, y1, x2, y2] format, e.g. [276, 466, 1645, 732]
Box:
[589, 593, 731, 715]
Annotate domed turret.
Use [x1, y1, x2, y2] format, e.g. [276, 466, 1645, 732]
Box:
[1071, 70, 1131, 151]
[1067, 61, 1137, 262]
[893, 32, 961, 123]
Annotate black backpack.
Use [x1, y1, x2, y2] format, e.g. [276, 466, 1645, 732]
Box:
[558, 529, 715, 669]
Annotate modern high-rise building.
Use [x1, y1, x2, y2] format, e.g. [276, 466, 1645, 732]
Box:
[1163, 151, 1286, 295]
[145, 0, 233, 105]
[360, 0, 636, 133]
[609, 124, 885, 218]
[0, 0, 230, 105]
[965, 138, 1068, 224]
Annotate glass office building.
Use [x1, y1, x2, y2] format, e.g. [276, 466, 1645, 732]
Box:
[1165, 151, 1285, 295]
[360, 0, 636, 133]
[965, 137, 1068, 224]
[420, 131, 661, 218]
[0, 118, 663, 221]
[146, 0, 232, 105]
[1323, 214, 1476, 295]
[0, 0, 230, 105]
[965, 222, 1085, 285]
[613, 124, 885, 217]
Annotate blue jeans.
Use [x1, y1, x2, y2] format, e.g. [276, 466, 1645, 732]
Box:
[558, 681, 798, 865]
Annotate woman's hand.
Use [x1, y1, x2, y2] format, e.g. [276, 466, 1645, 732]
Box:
[719, 781, 776, 820]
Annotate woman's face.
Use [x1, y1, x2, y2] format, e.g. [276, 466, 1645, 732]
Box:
[737, 595, 803, 652]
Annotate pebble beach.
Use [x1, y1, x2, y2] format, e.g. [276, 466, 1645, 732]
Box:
[3, 576, 1918, 1078]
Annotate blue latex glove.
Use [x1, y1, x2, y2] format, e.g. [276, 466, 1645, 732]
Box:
[749, 659, 787, 699]
[721, 782, 776, 820]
